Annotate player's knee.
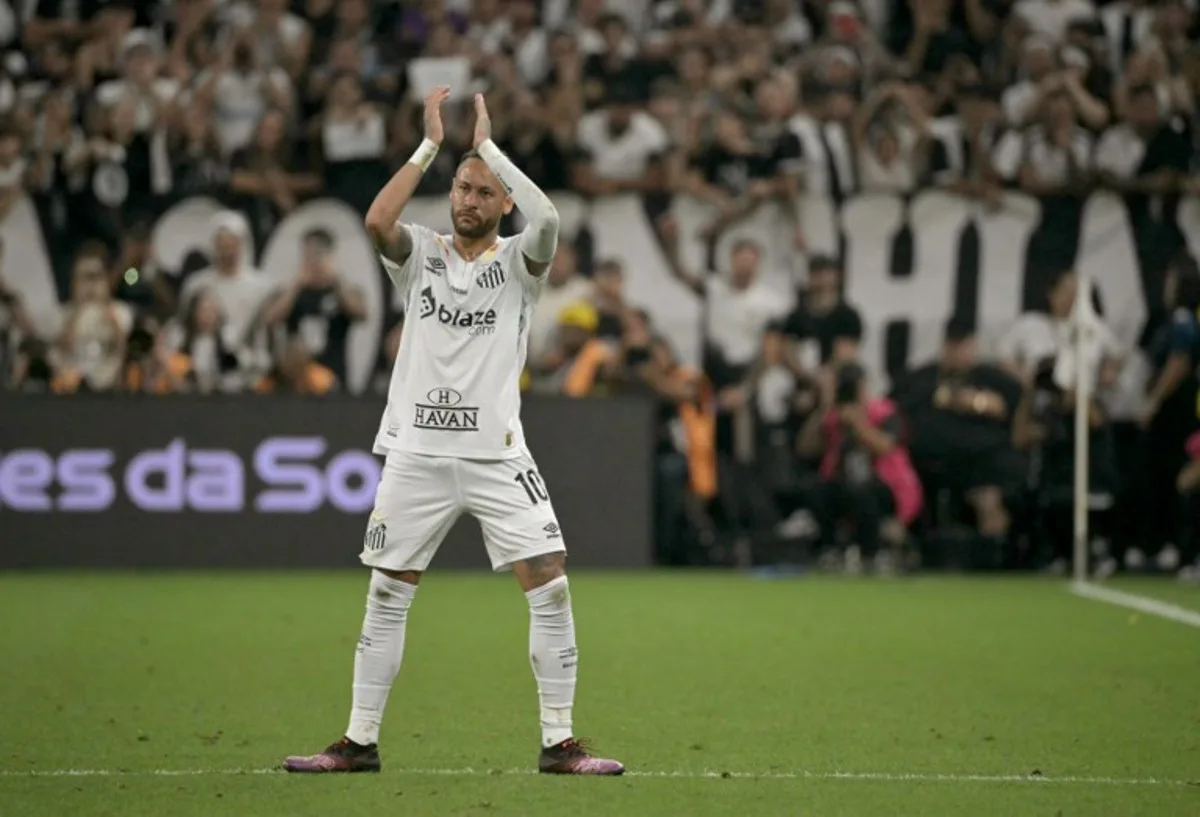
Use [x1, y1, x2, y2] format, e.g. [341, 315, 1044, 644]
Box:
[525, 575, 573, 636]
[376, 567, 422, 586]
[514, 552, 566, 592]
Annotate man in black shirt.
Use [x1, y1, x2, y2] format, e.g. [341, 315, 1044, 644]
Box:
[1095, 83, 1192, 203]
[265, 228, 366, 387]
[763, 255, 863, 376]
[892, 317, 1026, 561]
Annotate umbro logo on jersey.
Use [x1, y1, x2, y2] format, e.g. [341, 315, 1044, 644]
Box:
[543, 522, 561, 539]
[419, 287, 497, 335]
[476, 261, 505, 289]
[424, 256, 445, 276]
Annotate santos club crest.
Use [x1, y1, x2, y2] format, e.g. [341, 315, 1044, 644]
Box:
[476, 261, 505, 289]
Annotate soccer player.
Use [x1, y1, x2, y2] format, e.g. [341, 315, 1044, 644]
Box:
[282, 88, 624, 776]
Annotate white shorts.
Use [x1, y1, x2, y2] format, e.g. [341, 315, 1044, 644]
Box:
[360, 449, 565, 573]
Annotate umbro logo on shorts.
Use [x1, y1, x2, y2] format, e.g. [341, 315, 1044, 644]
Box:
[476, 261, 505, 289]
[543, 522, 561, 540]
[424, 256, 445, 276]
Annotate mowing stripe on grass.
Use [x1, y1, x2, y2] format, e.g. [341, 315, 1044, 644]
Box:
[0, 768, 1194, 787]
[1070, 581, 1200, 628]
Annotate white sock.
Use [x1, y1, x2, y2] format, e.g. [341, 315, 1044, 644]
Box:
[526, 576, 577, 748]
[345, 570, 416, 746]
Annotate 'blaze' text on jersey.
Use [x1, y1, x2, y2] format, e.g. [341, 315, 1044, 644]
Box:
[419, 287, 498, 335]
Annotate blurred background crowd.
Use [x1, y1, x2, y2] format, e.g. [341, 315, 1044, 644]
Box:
[3, 0, 1200, 576]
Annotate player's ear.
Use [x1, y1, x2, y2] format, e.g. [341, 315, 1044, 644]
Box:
[502, 197, 514, 216]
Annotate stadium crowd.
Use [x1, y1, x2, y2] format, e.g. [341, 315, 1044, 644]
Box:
[2, 0, 1200, 576]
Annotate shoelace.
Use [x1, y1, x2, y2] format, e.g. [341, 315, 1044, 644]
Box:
[326, 737, 354, 755]
[559, 737, 594, 758]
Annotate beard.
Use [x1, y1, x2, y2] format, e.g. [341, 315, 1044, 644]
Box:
[451, 209, 500, 239]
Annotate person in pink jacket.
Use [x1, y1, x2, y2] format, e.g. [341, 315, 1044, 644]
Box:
[798, 362, 924, 571]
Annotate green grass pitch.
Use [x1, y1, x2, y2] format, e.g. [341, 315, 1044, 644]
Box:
[1, 571, 1197, 816]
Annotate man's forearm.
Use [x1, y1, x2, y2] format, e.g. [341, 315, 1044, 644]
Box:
[365, 140, 437, 260]
[851, 420, 896, 457]
[477, 139, 559, 262]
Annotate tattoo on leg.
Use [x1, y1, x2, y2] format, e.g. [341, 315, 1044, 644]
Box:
[520, 553, 566, 585]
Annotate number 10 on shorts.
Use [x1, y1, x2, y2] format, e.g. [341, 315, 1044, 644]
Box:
[514, 469, 548, 504]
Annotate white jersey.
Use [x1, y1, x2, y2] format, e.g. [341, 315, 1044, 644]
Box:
[374, 224, 544, 460]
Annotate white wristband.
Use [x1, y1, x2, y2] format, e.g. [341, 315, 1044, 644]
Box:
[407, 138, 439, 173]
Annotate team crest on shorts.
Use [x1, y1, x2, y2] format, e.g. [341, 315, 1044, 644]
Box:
[364, 517, 387, 551]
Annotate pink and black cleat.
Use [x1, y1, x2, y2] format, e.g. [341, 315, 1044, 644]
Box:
[283, 737, 382, 773]
[538, 738, 625, 776]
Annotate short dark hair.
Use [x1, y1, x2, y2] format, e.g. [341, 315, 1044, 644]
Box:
[458, 149, 482, 169]
[1128, 83, 1157, 103]
[808, 254, 840, 274]
[957, 83, 990, 101]
[944, 315, 975, 343]
[597, 12, 627, 32]
[1046, 268, 1076, 294]
[76, 240, 110, 266]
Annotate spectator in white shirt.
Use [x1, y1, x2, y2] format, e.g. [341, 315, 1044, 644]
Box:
[1095, 83, 1192, 195]
[529, 244, 593, 369]
[1100, 0, 1159, 74]
[50, 245, 134, 394]
[178, 212, 276, 373]
[994, 88, 1094, 195]
[853, 81, 930, 194]
[996, 268, 1124, 394]
[93, 31, 180, 134]
[1114, 45, 1192, 119]
[224, 0, 312, 80]
[1002, 35, 1061, 126]
[658, 219, 788, 398]
[572, 86, 670, 197]
[466, 0, 509, 55]
[504, 0, 550, 87]
[193, 31, 293, 155]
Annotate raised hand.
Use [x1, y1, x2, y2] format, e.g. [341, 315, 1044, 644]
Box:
[472, 93, 492, 148]
[423, 86, 452, 146]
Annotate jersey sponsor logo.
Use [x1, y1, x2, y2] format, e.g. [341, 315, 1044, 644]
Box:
[413, 401, 480, 431]
[424, 256, 445, 277]
[418, 287, 497, 335]
[426, 387, 463, 406]
[476, 261, 505, 289]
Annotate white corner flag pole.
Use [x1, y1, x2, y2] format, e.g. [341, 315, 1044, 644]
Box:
[1072, 277, 1096, 584]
